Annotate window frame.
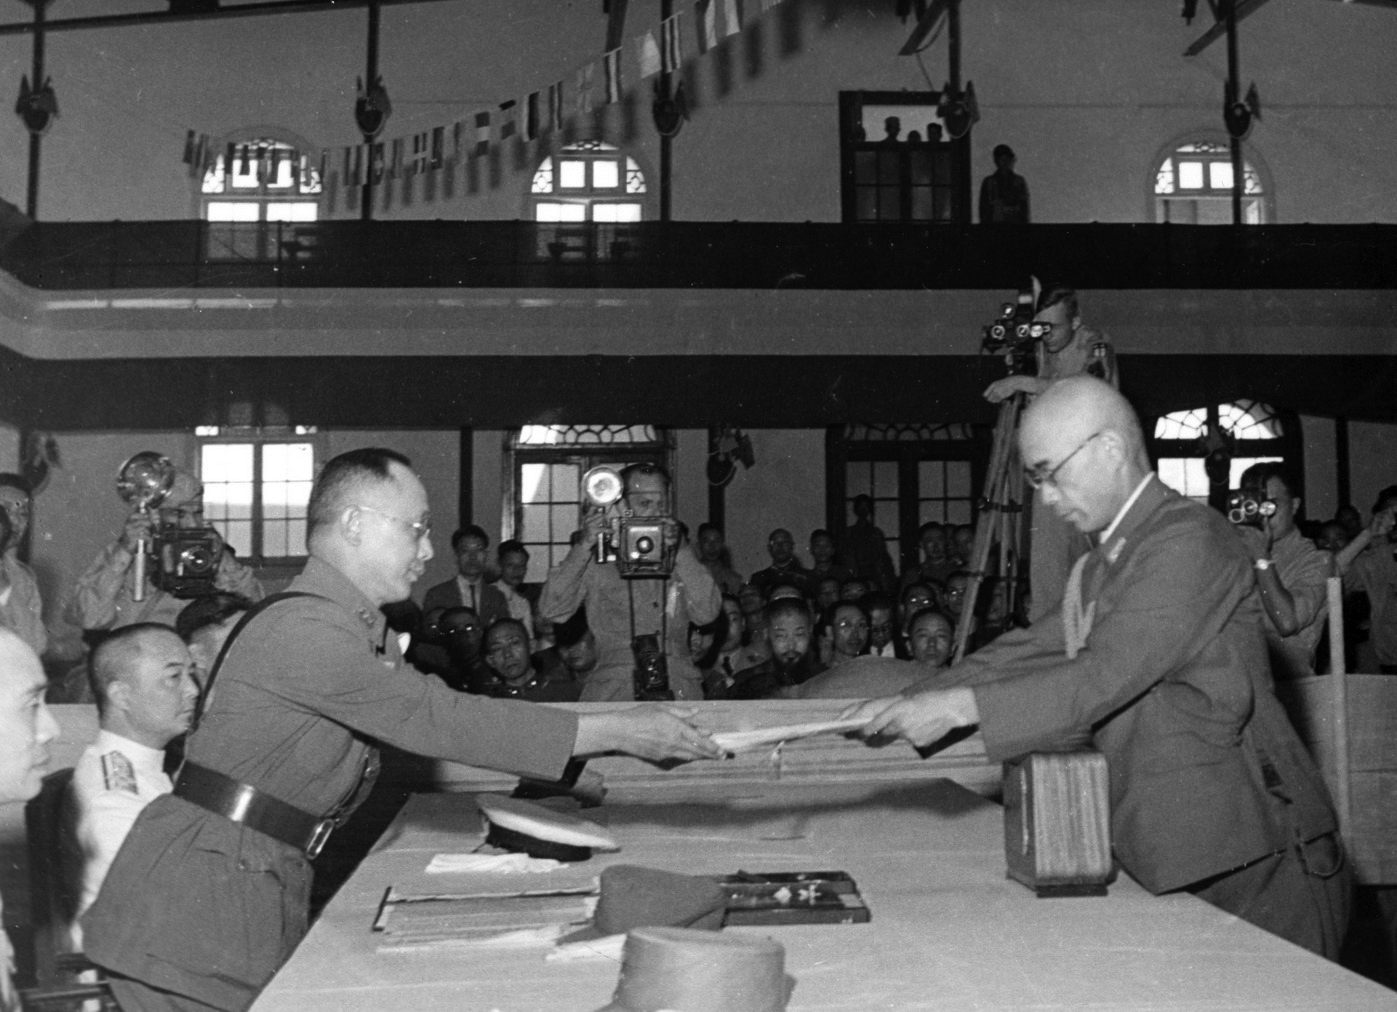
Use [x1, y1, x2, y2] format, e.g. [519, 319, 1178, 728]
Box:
[1149, 132, 1273, 225]
[838, 90, 971, 224]
[196, 130, 323, 261]
[1147, 401, 1299, 512]
[192, 427, 324, 568]
[526, 140, 654, 224]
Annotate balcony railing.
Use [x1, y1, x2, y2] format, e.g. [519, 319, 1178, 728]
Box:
[2, 219, 1393, 292]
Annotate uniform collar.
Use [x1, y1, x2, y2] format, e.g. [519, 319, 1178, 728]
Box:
[1097, 474, 1168, 562]
[94, 728, 168, 771]
[293, 556, 388, 642]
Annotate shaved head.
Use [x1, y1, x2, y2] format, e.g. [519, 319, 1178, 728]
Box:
[1020, 376, 1149, 534]
[0, 627, 57, 802]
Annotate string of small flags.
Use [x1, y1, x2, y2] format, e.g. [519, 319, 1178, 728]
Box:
[180, 0, 787, 201]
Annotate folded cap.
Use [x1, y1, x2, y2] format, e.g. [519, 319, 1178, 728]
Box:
[476, 794, 618, 863]
[593, 926, 792, 1012]
[560, 864, 727, 944]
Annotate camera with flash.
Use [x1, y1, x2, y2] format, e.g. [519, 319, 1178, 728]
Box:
[117, 451, 226, 599]
[582, 465, 675, 579]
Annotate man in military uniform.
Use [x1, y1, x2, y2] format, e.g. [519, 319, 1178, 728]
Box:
[848, 378, 1348, 958]
[84, 448, 722, 1012]
[0, 628, 59, 1011]
[68, 624, 199, 947]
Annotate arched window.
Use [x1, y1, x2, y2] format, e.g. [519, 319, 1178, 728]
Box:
[1152, 138, 1269, 224]
[507, 425, 672, 583]
[200, 133, 322, 260]
[1151, 400, 1296, 507]
[529, 141, 647, 222]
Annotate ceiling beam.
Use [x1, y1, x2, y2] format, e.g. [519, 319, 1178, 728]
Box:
[1184, 0, 1273, 56]
[0, 0, 456, 38]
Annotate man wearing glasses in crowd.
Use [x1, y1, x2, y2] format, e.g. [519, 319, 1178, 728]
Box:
[846, 377, 1349, 961]
[984, 284, 1118, 621]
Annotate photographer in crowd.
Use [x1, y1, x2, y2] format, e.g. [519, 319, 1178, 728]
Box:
[69, 465, 262, 637]
[1233, 463, 1330, 680]
[539, 463, 719, 701]
[984, 284, 1118, 621]
[1335, 484, 1397, 673]
[0, 473, 47, 656]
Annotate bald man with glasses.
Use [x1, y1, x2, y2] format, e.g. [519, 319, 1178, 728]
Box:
[847, 377, 1349, 960]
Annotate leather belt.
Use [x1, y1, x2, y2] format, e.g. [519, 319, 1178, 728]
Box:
[174, 762, 336, 859]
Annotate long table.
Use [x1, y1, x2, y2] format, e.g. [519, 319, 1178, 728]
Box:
[251, 776, 1397, 1011]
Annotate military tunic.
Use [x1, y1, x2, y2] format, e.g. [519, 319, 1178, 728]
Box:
[83, 557, 578, 1012]
[70, 730, 173, 948]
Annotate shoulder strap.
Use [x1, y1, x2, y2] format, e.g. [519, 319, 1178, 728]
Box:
[195, 591, 322, 728]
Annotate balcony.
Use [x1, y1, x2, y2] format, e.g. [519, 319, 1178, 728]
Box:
[2, 219, 1394, 293]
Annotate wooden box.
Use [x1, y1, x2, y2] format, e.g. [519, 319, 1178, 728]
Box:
[1002, 751, 1112, 897]
[1279, 675, 1397, 886]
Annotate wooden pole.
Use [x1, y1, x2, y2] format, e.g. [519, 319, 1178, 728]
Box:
[1326, 574, 1351, 839]
[24, 0, 46, 220]
[1223, 0, 1244, 226]
[359, 0, 380, 221]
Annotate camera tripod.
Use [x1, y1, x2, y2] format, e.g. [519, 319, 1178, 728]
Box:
[951, 390, 1029, 664]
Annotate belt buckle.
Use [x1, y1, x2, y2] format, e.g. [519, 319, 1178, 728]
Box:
[305, 818, 335, 859]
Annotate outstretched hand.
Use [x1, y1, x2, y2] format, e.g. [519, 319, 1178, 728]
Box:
[574, 705, 726, 764]
[983, 375, 1044, 404]
[839, 687, 980, 749]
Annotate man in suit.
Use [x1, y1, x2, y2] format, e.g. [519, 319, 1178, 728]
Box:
[846, 377, 1349, 959]
[421, 524, 509, 628]
[83, 448, 723, 1012]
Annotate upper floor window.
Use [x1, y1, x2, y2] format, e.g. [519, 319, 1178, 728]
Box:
[196, 426, 319, 563]
[530, 141, 646, 223]
[507, 425, 671, 583]
[839, 91, 969, 224]
[201, 137, 322, 223]
[1153, 139, 1267, 224]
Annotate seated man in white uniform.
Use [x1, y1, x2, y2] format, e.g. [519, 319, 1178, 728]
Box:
[68, 623, 199, 946]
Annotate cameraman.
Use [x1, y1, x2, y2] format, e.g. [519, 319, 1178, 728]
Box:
[983, 284, 1118, 621]
[1335, 484, 1397, 673]
[1235, 463, 1330, 680]
[538, 463, 719, 701]
[70, 467, 263, 636]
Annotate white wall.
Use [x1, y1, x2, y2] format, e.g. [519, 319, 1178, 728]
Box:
[1300, 414, 1337, 523]
[1349, 421, 1397, 519]
[722, 429, 826, 579]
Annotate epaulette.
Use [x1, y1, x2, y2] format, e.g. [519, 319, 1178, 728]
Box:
[100, 751, 139, 794]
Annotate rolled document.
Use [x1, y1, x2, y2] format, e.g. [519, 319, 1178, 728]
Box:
[711, 719, 867, 754]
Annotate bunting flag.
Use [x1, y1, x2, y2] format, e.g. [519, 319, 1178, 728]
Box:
[269, 146, 284, 184]
[547, 81, 564, 132]
[409, 132, 426, 175]
[695, 0, 717, 53]
[661, 12, 683, 73]
[430, 126, 445, 168]
[603, 48, 623, 102]
[182, 130, 197, 168]
[325, 166, 338, 208]
[723, 0, 742, 36]
[389, 137, 404, 178]
[370, 142, 385, 183]
[637, 31, 661, 78]
[499, 100, 518, 140]
[452, 119, 465, 160]
[237, 144, 250, 177]
[525, 91, 540, 141]
[575, 64, 595, 116]
[474, 111, 491, 155]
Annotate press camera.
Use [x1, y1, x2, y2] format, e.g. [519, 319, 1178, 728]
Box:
[1226, 491, 1277, 529]
[582, 466, 675, 578]
[116, 451, 226, 599]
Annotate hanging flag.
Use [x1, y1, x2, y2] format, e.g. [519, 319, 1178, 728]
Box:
[604, 48, 623, 102]
[225, 142, 237, 178]
[723, 0, 742, 36]
[547, 81, 564, 132]
[325, 167, 338, 209]
[315, 151, 326, 189]
[343, 145, 356, 186]
[370, 142, 386, 183]
[236, 144, 249, 177]
[474, 111, 492, 155]
[182, 129, 196, 166]
[499, 100, 518, 140]
[452, 120, 465, 160]
[408, 133, 424, 176]
[637, 32, 661, 78]
[269, 146, 284, 185]
[575, 64, 595, 117]
[389, 137, 404, 178]
[430, 126, 445, 168]
[695, 0, 717, 53]
[525, 91, 540, 141]
[661, 12, 683, 73]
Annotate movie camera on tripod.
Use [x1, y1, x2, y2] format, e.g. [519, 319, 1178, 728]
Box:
[981, 288, 1053, 374]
